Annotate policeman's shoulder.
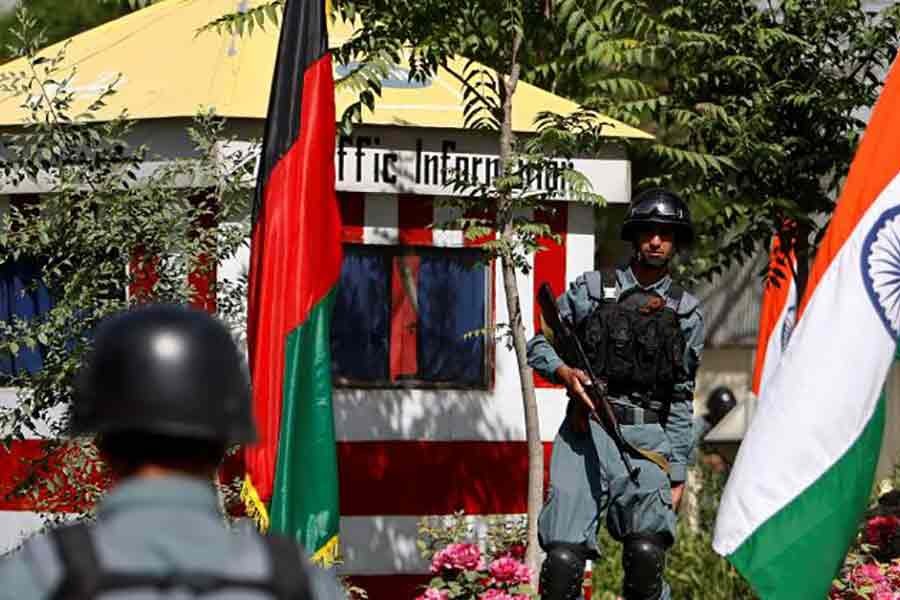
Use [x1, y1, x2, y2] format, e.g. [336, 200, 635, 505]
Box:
[308, 565, 348, 600]
[670, 285, 701, 318]
[570, 271, 593, 290]
[572, 270, 612, 298]
[0, 532, 64, 596]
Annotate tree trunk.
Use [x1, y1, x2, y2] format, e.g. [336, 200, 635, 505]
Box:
[496, 25, 543, 584]
[500, 251, 544, 582]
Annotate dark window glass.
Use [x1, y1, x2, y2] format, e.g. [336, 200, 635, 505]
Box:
[331, 245, 487, 388]
[0, 258, 54, 383]
[417, 253, 485, 384]
[331, 249, 391, 382]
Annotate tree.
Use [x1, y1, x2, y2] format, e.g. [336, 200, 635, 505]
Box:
[208, 2, 900, 587]
[206, 0, 613, 580]
[536, 0, 900, 286]
[0, 7, 253, 515]
[0, 1, 132, 62]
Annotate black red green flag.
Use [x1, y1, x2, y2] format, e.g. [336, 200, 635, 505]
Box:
[243, 0, 342, 564]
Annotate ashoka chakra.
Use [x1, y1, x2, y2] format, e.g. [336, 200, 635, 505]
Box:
[862, 206, 900, 340]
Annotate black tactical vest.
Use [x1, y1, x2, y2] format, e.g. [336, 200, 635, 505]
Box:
[49, 522, 312, 600]
[577, 270, 688, 411]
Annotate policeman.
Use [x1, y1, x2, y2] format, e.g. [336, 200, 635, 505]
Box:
[527, 189, 704, 600]
[0, 305, 344, 599]
[690, 386, 738, 472]
[692, 386, 738, 449]
[703, 386, 737, 430]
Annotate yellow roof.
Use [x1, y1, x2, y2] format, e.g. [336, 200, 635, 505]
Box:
[0, 0, 651, 138]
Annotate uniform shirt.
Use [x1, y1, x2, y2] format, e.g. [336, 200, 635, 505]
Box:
[526, 266, 705, 484]
[0, 475, 345, 600]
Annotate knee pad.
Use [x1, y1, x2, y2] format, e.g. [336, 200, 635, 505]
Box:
[622, 534, 667, 600]
[539, 544, 587, 600]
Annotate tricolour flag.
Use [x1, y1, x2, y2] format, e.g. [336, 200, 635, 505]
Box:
[242, 0, 342, 564]
[751, 226, 798, 398]
[713, 57, 900, 598]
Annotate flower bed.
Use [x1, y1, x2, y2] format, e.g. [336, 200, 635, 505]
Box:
[415, 542, 535, 600]
[832, 489, 900, 599]
[415, 514, 536, 600]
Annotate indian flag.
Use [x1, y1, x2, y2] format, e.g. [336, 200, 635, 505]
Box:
[751, 225, 798, 399]
[713, 58, 900, 598]
[242, 0, 342, 564]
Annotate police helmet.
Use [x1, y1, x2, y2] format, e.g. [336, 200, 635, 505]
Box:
[72, 304, 256, 444]
[621, 188, 694, 247]
[706, 386, 737, 427]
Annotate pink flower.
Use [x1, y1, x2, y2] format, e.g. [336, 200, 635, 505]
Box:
[480, 591, 509, 600]
[516, 562, 533, 582]
[479, 591, 528, 600]
[888, 561, 900, 584]
[861, 563, 887, 581]
[866, 515, 900, 547]
[430, 543, 483, 573]
[851, 562, 887, 586]
[415, 589, 449, 600]
[488, 557, 532, 584]
[873, 591, 900, 600]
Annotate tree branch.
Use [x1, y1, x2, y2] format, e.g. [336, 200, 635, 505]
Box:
[443, 64, 501, 117]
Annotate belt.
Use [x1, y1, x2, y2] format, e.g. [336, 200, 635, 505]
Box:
[611, 403, 661, 425]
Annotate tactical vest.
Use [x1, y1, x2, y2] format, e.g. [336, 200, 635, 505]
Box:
[49, 522, 312, 600]
[577, 270, 689, 413]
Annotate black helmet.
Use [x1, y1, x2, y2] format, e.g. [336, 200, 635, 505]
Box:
[72, 305, 256, 444]
[621, 188, 694, 247]
[706, 386, 737, 427]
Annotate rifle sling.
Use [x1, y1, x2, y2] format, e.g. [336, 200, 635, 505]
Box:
[587, 413, 671, 475]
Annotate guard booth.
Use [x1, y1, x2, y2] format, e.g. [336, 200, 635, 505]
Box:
[0, 2, 650, 597]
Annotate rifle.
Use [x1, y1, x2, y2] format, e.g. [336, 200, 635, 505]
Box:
[536, 282, 670, 481]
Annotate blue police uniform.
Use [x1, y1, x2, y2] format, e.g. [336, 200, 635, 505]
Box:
[0, 475, 345, 600]
[527, 266, 704, 600]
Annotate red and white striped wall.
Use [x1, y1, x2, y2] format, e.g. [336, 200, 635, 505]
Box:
[0, 191, 598, 597]
[0, 389, 76, 554]
[329, 192, 595, 595]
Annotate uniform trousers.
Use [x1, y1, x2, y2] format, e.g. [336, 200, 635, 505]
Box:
[539, 408, 677, 600]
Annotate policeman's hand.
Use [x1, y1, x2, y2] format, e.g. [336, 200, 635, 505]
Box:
[555, 365, 595, 413]
[671, 483, 685, 511]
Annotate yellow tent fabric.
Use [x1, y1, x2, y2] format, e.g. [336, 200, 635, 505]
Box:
[0, 0, 651, 138]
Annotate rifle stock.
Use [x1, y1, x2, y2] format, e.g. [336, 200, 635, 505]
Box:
[537, 283, 670, 479]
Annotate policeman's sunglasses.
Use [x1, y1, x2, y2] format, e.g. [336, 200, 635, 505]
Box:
[630, 197, 685, 219]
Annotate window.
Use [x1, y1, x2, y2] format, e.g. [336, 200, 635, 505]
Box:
[0, 258, 54, 383]
[331, 244, 489, 388]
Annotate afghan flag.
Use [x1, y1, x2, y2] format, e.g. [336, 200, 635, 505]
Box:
[712, 57, 900, 598]
[242, 0, 342, 565]
[750, 225, 798, 399]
